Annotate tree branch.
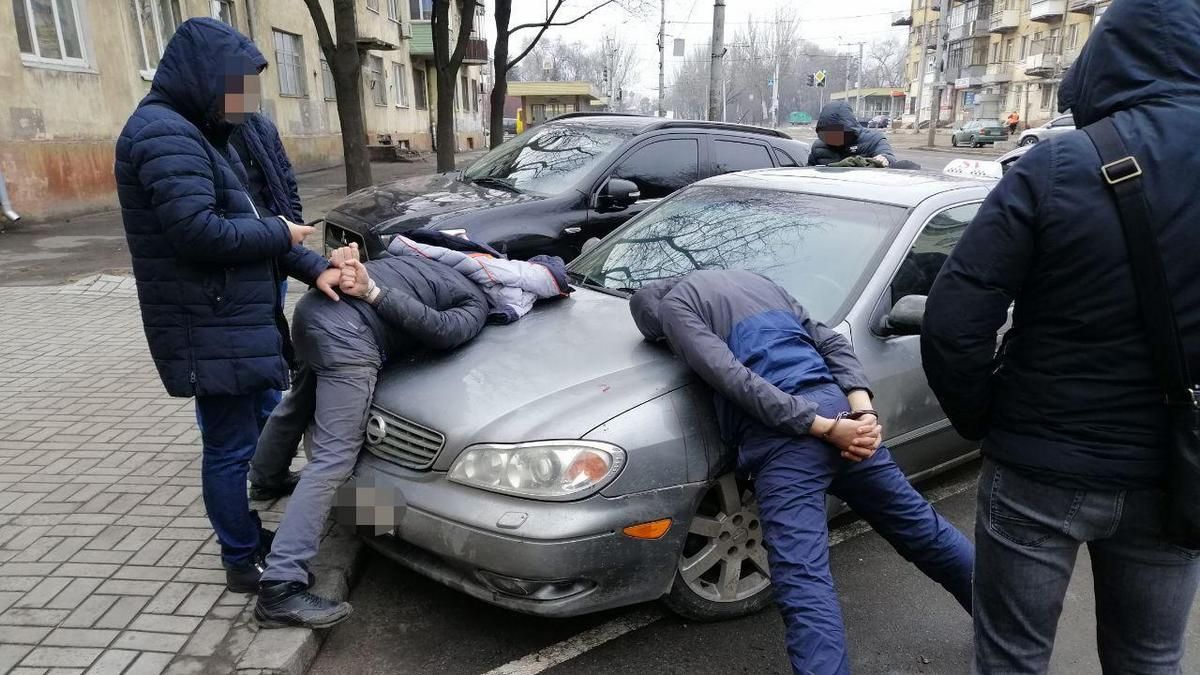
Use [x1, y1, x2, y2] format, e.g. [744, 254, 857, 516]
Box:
[508, 0, 619, 35]
[303, 0, 336, 63]
[447, 0, 478, 69]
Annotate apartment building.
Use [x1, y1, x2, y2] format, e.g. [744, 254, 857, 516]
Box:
[895, 0, 1111, 129]
[1, 0, 487, 220]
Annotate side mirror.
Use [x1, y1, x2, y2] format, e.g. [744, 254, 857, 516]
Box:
[883, 295, 927, 336]
[597, 178, 640, 211]
[581, 237, 602, 255]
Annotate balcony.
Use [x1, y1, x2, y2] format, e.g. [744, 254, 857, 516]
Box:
[989, 8, 1020, 31]
[983, 60, 1014, 83]
[1030, 0, 1068, 21]
[1025, 52, 1060, 76]
[892, 11, 913, 26]
[1068, 0, 1099, 11]
[955, 63, 987, 88]
[408, 23, 488, 64]
[947, 21, 969, 42]
[462, 36, 488, 64]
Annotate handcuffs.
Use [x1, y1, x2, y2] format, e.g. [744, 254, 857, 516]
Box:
[822, 409, 880, 440]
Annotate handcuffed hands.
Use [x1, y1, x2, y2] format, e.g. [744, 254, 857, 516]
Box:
[820, 413, 883, 463]
[338, 245, 373, 299]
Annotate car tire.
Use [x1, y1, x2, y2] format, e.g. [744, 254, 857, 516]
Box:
[951, 136, 959, 147]
[663, 473, 774, 622]
[1019, 136, 1038, 146]
[971, 136, 981, 148]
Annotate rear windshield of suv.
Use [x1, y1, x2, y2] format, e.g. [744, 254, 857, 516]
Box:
[462, 123, 634, 196]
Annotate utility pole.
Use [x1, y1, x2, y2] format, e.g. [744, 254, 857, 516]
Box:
[1050, 4, 1070, 112]
[771, 61, 780, 127]
[707, 0, 725, 121]
[855, 41, 865, 118]
[927, 0, 950, 147]
[657, 0, 666, 117]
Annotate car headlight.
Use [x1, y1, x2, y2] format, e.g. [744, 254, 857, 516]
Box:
[448, 441, 626, 501]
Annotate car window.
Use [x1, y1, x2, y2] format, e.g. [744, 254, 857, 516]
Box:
[962, 122, 977, 131]
[462, 123, 633, 196]
[610, 138, 700, 200]
[1051, 116, 1075, 127]
[889, 203, 980, 306]
[570, 185, 907, 324]
[774, 148, 800, 167]
[711, 139, 774, 175]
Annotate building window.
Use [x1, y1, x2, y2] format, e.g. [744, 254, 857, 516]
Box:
[460, 73, 469, 110]
[12, 0, 87, 65]
[368, 55, 386, 106]
[1065, 23, 1079, 50]
[1040, 84, 1055, 110]
[409, 0, 432, 20]
[214, 0, 236, 26]
[393, 62, 409, 107]
[1020, 35, 1029, 58]
[130, 0, 182, 73]
[273, 29, 308, 97]
[1005, 38, 1014, 61]
[470, 78, 479, 112]
[366, 0, 379, 12]
[413, 67, 428, 109]
[387, 0, 400, 21]
[320, 58, 336, 100]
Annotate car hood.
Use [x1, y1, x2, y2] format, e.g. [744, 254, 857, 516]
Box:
[370, 288, 693, 470]
[327, 173, 546, 234]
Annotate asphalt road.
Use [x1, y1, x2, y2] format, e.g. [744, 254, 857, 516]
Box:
[307, 462, 1200, 675]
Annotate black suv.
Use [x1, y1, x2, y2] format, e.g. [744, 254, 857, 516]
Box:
[323, 113, 810, 261]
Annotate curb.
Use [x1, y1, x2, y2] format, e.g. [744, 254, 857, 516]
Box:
[214, 523, 366, 675]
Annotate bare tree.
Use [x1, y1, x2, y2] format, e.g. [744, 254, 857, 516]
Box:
[432, 0, 479, 172]
[513, 34, 639, 109]
[865, 38, 905, 88]
[489, 0, 645, 148]
[301, 0, 371, 192]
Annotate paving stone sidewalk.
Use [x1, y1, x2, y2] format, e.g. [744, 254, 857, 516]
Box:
[0, 276, 357, 675]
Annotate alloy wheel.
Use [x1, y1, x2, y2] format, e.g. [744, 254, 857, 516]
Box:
[678, 474, 772, 603]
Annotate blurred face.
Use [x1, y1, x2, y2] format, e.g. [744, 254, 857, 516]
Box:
[222, 73, 262, 123]
[818, 129, 847, 147]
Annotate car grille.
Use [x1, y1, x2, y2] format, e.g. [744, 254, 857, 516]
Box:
[363, 407, 445, 470]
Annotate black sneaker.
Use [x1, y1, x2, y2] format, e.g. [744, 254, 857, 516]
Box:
[254, 581, 353, 629]
[225, 559, 265, 594]
[249, 472, 301, 501]
[253, 531, 316, 589]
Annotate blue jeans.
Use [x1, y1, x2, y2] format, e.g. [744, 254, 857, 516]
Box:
[195, 390, 279, 567]
[974, 458, 1200, 674]
[739, 384, 975, 675]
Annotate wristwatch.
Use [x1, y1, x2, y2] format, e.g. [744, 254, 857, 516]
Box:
[847, 409, 879, 421]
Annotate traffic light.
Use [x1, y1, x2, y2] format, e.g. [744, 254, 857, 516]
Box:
[815, 70, 827, 87]
[806, 74, 815, 87]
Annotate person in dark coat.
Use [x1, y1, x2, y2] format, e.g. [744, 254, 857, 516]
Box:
[806, 101, 898, 167]
[921, 0, 1200, 671]
[631, 270, 973, 675]
[253, 244, 489, 629]
[114, 18, 341, 594]
[229, 114, 308, 502]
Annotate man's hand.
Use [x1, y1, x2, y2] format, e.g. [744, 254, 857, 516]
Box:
[870, 155, 890, 168]
[340, 257, 372, 298]
[817, 415, 882, 463]
[284, 218, 315, 246]
[314, 267, 341, 301]
[328, 242, 359, 268]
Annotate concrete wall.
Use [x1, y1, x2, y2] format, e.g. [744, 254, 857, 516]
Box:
[1, 0, 486, 221]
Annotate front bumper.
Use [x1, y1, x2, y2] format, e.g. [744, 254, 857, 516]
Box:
[337, 451, 705, 617]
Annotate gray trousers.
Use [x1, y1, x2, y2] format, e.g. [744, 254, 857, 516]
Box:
[260, 302, 383, 585]
[249, 368, 311, 487]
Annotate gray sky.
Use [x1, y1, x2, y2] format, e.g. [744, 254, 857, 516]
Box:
[485, 0, 911, 95]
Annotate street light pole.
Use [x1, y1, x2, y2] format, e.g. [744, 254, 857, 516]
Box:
[927, 0, 950, 146]
[657, 0, 666, 117]
[855, 41, 865, 118]
[707, 0, 725, 121]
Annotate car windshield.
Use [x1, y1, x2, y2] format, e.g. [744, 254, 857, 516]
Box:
[461, 123, 634, 196]
[977, 120, 1003, 127]
[569, 185, 908, 323]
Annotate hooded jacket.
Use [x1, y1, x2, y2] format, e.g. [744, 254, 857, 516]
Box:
[115, 18, 329, 398]
[806, 102, 897, 166]
[630, 270, 872, 444]
[230, 114, 302, 222]
[387, 234, 571, 324]
[921, 0, 1200, 488]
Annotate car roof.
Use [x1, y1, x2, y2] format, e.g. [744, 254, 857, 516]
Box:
[693, 167, 992, 207]
[546, 112, 791, 139]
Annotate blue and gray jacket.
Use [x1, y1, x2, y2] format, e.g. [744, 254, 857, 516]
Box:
[630, 270, 872, 444]
[807, 101, 896, 166]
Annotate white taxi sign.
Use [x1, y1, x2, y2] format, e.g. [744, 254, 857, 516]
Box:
[942, 158, 1004, 180]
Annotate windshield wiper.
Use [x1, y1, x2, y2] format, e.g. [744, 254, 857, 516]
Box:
[469, 176, 521, 193]
[567, 271, 631, 298]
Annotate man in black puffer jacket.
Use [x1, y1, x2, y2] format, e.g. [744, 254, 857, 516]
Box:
[922, 0, 1200, 671]
[253, 244, 489, 629]
[806, 101, 897, 167]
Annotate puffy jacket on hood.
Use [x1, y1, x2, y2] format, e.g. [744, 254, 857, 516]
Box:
[922, 0, 1200, 489]
[807, 102, 896, 166]
[115, 18, 329, 398]
[630, 270, 872, 445]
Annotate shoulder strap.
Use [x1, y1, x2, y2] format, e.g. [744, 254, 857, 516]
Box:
[1082, 117, 1194, 402]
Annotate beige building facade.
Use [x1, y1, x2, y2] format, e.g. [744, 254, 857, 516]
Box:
[0, 0, 486, 220]
[896, 0, 1111, 130]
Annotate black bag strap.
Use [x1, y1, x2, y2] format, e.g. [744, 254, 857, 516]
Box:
[1082, 117, 1195, 404]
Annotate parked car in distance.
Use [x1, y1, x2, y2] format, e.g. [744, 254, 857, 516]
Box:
[336, 167, 993, 622]
[867, 115, 891, 129]
[1016, 113, 1075, 146]
[951, 119, 1008, 147]
[322, 113, 811, 262]
[502, 117, 518, 136]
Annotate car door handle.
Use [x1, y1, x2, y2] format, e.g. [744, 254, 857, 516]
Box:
[563, 227, 582, 235]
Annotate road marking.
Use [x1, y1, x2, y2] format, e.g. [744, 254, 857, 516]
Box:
[481, 607, 665, 675]
[481, 470, 978, 674]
